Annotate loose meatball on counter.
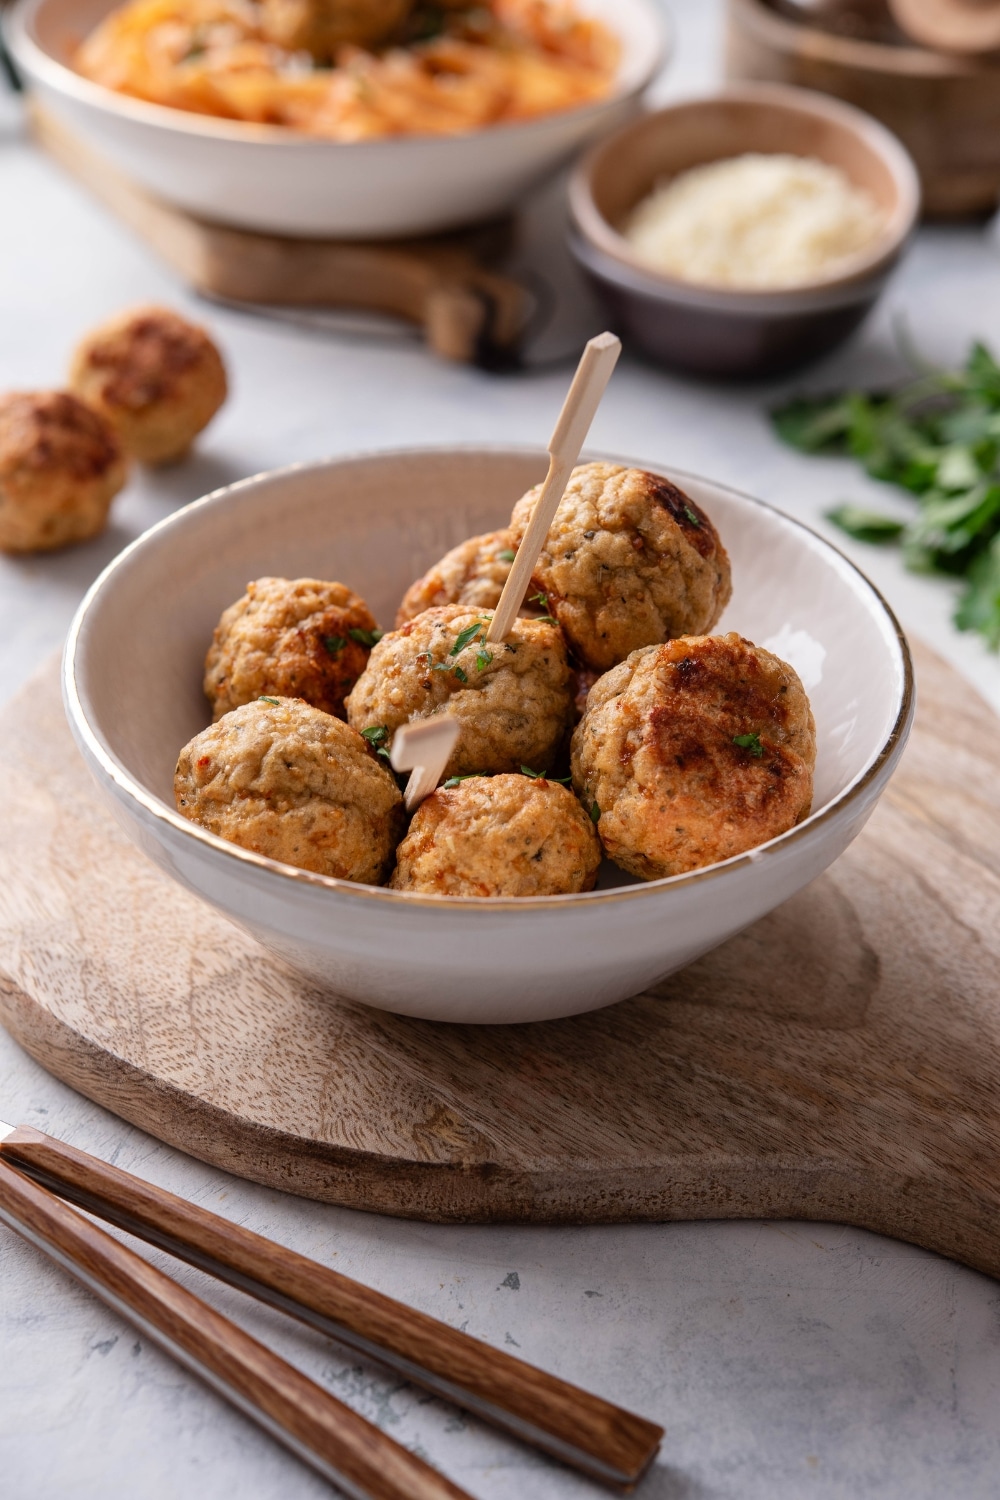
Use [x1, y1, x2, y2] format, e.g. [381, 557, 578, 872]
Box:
[70, 305, 227, 465]
[0, 391, 126, 553]
[510, 461, 732, 672]
[391, 773, 602, 898]
[396, 529, 516, 626]
[175, 696, 403, 883]
[204, 576, 380, 722]
[572, 633, 816, 880]
[346, 604, 573, 778]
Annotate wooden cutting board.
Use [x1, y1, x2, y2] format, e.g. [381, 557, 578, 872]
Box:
[2, 646, 1000, 1279]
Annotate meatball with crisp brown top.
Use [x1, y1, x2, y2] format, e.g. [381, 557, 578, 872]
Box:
[396, 529, 515, 627]
[70, 305, 227, 465]
[572, 633, 816, 881]
[391, 773, 602, 897]
[0, 391, 126, 554]
[204, 576, 379, 723]
[175, 696, 403, 883]
[346, 604, 573, 778]
[509, 461, 731, 673]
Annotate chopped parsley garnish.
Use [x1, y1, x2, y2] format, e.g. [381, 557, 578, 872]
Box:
[453, 665, 469, 684]
[683, 505, 701, 527]
[258, 696, 281, 707]
[498, 548, 516, 563]
[442, 773, 484, 789]
[349, 627, 384, 649]
[590, 801, 601, 823]
[360, 725, 389, 746]
[475, 647, 494, 672]
[450, 620, 486, 655]
[520, 766, 570, 783]
[528, 592, 558, 625]
[323, 635, 345, 656]
[733, 732, 764, 758]
[432, 662, 452, 672]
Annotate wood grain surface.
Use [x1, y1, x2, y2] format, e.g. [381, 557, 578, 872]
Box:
[0, 1159, 473, 1500]
[1, 648, 1000, 1283]
[27, 105, 529, 366]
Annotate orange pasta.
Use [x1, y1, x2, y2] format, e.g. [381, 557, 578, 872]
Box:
[76, 0, 619, 138]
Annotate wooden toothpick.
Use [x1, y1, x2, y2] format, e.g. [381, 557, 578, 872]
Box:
[486, 331, 621, 645]
[390, 716, 461, 812]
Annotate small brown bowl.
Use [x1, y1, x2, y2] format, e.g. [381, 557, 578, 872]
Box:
[567, 84, 920, 379]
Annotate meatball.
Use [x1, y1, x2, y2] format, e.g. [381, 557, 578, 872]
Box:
[572, 633, 816, 881]
[509, 461, 732, 673]
[0, 391, 126, 554]
[175, 696, 403, 883]
[346, 604, 573, 778]
[259, 0, 413, 58]
[204, 576, 379, 723]
[396, 529, 515, 627]
[391, 773, 601, 897]
[69, 305, 227, 465]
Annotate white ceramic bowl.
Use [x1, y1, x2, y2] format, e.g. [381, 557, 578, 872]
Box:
[6, 0, 668, 238]
[64, 448, 913, 1025]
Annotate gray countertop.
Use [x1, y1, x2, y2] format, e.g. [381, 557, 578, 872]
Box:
[3, 4, 1000, 1496]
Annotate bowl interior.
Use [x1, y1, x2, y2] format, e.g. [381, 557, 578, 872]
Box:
[20, 0, 666, 116]
[577, 88, 915, 286]
[70, 449, 907, 892]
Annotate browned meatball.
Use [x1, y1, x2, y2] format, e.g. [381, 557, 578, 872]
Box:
[204, 577, 379, 723]
[0, 391, 126, 554]
[509, 461, 732, 673]
[391, 773, 601, 897]
[346, 604, 573, 778]
[396, 529, 515, 627]
[175, 696, 403, 882]
[69, 305, 227, 465]
[572, 633, 816, 881]
[259, 0, 413, 58]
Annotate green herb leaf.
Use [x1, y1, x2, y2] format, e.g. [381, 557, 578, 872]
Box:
[826, 505, 906, 544]
[349, 627, 384, 649]
[450, 620, 486, 656]
[519, 765, 570, 783]
[590, 801, 601, 823]
[323, 635, 346, 656]
[475, 647, 493, 672]
[733, 732, 764, 758]
[772, 342, 1000, 651]
[258, 696, 280, 707]
[452, 665, 468, 684]
[683, 505, 701, 527]
[497, 548, 516, 563]
[442, 772, 484, 789]
[360, 725, 389, 747]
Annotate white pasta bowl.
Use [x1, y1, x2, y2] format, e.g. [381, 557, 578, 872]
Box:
[6, 0, 668, 237]
[64, 448, 913, 1025]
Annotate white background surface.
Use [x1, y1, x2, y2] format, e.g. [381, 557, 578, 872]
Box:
[3, 3, 1000, 1497]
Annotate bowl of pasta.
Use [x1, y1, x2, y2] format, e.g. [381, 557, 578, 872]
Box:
[6, 0, 669, 237]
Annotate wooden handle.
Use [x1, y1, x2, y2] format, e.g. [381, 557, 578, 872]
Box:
[1, 1128, 661, 1488]
[390, 715, 460, 811]
[486, 333, 620, 643]
[888, 0, 1000, 51]
[0, 1157, 470, 1500]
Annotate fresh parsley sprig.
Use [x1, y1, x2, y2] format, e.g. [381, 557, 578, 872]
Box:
[733, 732, 764, 758]
[360, 724, 392, 760]
[772, 341, 1000, 650]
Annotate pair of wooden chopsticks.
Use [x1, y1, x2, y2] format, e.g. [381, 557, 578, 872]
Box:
[0, 1121, 662, 1497]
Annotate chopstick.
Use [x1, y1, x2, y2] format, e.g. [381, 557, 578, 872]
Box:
[0, 1157, 471, 1500]
[0, 1123, 662, 1489]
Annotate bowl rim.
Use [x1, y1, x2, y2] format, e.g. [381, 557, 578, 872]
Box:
[6, 0, 670, 150]
[64, 445, 915, 915]
[568, 82, 922, 305]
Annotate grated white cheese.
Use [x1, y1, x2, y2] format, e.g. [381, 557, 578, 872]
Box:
[623, 153, 885, 290]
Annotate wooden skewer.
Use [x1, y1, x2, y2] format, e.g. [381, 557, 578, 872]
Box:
[888, 0, 1000, 52]
[0, 1123, 664, 1489]
[0, 1156, 471, 1500]
[486, 331, 621, 645]
[390, 715, 461, 811]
